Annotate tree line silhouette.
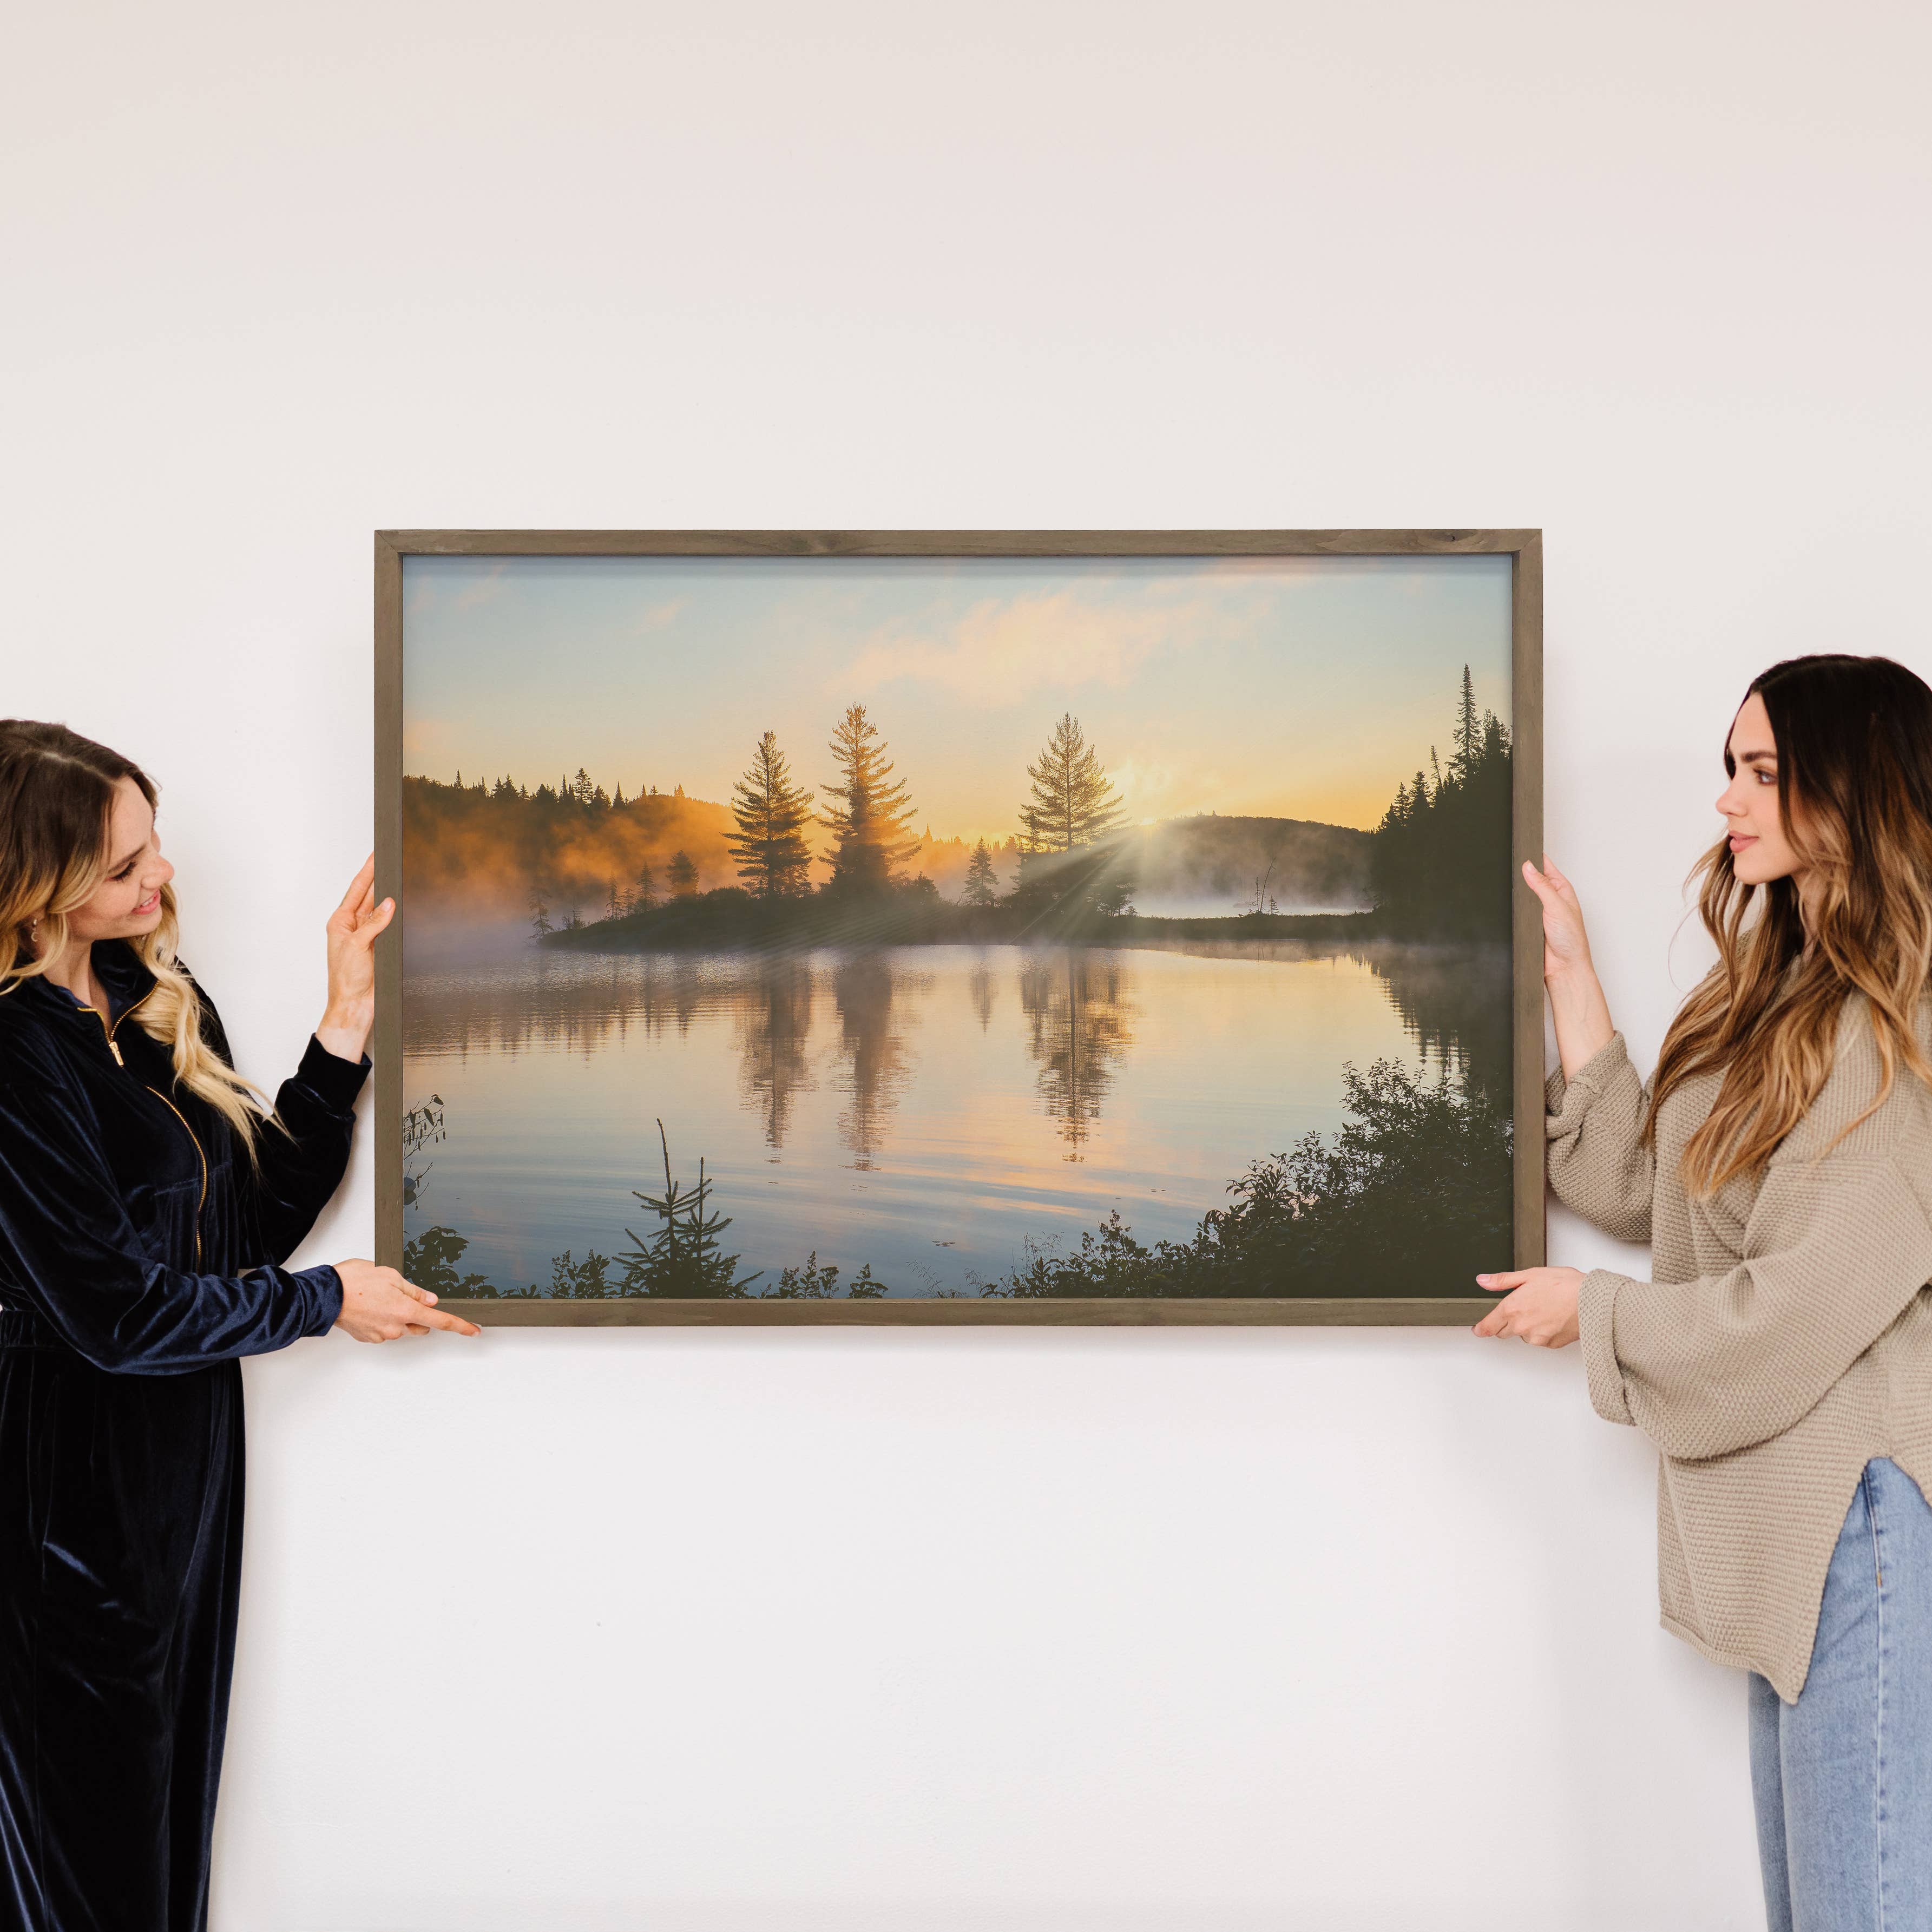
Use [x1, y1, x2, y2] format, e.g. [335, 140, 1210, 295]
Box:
[1368, 665, 1514, 939]
[406, 663, 1509, 944]
[540, 669, 1503, 943]
[512, 700, 1144, 947]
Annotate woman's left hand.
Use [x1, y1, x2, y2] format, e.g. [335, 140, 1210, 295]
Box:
[316, 855, 394, 1064]
[1473, 1266, 1584, 1347]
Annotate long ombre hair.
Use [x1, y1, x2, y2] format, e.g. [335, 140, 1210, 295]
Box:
[1646, 655, 1932, 1196]
[0, 720, 279, 1162]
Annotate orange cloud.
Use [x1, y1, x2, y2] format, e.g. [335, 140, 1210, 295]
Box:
[840, 581, 1265, 704]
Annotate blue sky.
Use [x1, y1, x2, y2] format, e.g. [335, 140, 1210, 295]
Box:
[403, 553, 1513, 838]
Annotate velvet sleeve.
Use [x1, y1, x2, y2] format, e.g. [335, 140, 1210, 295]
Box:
[0, 1027, 343, 1375]
[193, 981, 370, 1267]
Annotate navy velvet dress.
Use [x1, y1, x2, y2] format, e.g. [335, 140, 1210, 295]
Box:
[0, 938, 364, 1932]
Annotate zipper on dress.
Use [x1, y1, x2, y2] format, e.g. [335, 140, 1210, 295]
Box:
[86, 989, 207, 1270]
[144, 1086, 208, 1272]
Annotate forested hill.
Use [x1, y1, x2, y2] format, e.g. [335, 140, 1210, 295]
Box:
[402, 773, 1026, 918]
[402, 776, 740, 921]
[1135, 815, 1372, 913]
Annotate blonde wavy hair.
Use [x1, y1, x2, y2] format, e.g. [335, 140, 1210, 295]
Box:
[1645, 654, 1932, 1197]
[1, 719, 281, 1164]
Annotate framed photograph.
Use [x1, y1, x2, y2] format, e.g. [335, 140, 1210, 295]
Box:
[375, 530, 1542, 1325]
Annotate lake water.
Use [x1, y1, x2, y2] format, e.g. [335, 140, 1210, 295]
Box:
[401, 937, 1508, 1296]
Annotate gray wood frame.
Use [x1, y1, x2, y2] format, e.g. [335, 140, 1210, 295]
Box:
[375, 529, 1544, 1325]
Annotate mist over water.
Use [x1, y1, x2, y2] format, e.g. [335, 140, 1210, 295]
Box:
[402, 924, 1509, 1297]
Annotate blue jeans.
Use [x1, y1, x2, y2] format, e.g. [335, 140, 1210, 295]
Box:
[1750, 1459, 1932, 1930]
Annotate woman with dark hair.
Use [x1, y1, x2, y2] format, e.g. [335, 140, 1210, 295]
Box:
[1476, 654, 1932, 1928]
[0, 720, 478, 1932]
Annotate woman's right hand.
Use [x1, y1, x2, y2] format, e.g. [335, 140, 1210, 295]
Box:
[1523, 854, 1615, 1077]
[331, 1259, 482, 1343]
[1522, 854, 1595, 982]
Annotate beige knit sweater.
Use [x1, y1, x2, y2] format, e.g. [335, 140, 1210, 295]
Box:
[1548, 988, 1932, 1700]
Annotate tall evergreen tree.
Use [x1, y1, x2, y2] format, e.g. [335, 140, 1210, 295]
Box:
[819, 703, 920, 893]
[1369, 671, 1514, 948]
[1449, 665, 1480, 781]
[962, 838, 1000, 906]
[728, 730, 816, 898]
[1019, 714, 1125, 853]
[667, 850, 699, 897]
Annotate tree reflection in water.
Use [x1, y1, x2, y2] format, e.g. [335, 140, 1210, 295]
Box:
[1360, 943, 1512, 1104]
[733, 955, 815, 1149]
[832, 952, 921, 1169]
[400, 949, 711, 1059]
[1018, 950, 1138, 1159]
[969, 960, 997, 1034]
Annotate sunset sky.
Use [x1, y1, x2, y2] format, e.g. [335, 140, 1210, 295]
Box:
[403, 553, 1513, 838]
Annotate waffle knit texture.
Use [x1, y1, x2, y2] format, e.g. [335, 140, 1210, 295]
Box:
[1549, 991, 1932, 1701]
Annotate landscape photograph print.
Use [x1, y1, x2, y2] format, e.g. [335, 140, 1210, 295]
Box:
[388, 538, 1532, 1317]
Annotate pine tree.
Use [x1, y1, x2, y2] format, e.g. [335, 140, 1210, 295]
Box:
[529, 890, 553, 938]
[630, 863, 657, 912]
[1019, 714, 1125, 853]
[571, 766, 596, 806]
[728, 730, 816, 898]
[618, 1120, 761, 1297]
[819, 702, 921, 893]
[1449, 665, 1479, 782]
[1369, 670, 1514, 945]
[962, 838, 1000, 906]
[668, 850, 699, 897]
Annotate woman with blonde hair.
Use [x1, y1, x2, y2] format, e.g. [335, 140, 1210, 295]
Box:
[1476, 653, 1932, 1928]
[0, 719, 477, 1932]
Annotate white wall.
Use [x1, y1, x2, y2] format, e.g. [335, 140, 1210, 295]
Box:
[5, 3, 1926, 1926]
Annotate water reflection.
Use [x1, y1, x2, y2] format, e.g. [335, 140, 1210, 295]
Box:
[401, 950, 712, 1057]
[403, 935, 1519, 1294]
[832, 952, 923, 1169]
[402, 937, 1513, 1172]
[1359, 943, 1512, 1102]
[1018, 952, 1139, 1158]
[733, 956, 814, 1148]
[969, 962, 997, 1034]
[1097, 937, 1513, 1105]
